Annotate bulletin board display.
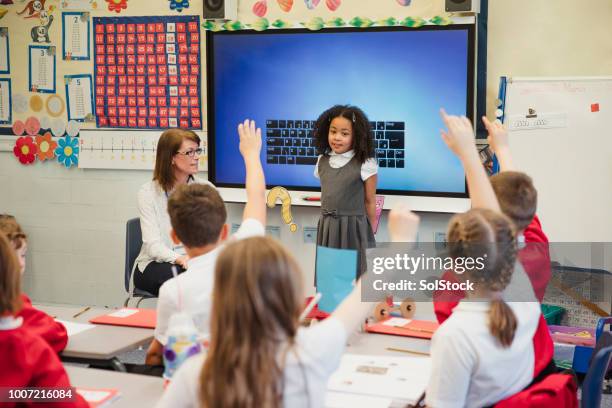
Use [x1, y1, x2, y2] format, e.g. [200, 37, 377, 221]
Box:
[93, 15, 202, 130]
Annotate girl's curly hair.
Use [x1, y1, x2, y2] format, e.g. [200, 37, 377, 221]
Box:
[312, 105, 375, 164]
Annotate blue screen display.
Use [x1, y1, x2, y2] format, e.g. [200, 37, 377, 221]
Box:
[209, 27, 472, 195]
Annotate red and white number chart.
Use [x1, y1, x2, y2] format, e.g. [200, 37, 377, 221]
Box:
[93, 16, 202, 130]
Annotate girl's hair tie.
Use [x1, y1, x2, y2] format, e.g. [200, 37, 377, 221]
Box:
[352, 112, 356, 122]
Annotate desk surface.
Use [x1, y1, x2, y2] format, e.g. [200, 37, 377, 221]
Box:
[36, 303, 154, 360]
[66, 366, 164, 408]
[347, 330, 431, 356]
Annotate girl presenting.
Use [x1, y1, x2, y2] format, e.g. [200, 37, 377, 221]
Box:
[313, 105, 377, 276]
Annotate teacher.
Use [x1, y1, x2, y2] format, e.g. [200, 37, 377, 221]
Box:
[133, 128, 213, 296]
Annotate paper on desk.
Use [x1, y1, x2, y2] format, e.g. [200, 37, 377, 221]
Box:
[382, 317, 412, 327]
[327, 354, 431, 404]
[56, 319, 96, 336]
[325, 391, 392, 408]
[107, 308, 139, 318]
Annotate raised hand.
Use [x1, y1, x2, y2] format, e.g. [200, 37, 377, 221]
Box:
[388, 203, 420, 242]
[440, 109, 477, 160]
[237, 119, 262, 159]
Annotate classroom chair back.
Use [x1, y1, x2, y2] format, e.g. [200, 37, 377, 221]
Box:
[124, 217, 156, 306]
[582, 332, 612, 408]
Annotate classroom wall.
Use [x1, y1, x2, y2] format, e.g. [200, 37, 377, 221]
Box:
[1, 0, 610, 306]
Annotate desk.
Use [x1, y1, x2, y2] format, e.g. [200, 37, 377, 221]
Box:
[36, 303, 154, 372]
[65, 366, 163, 407]
[347, 331, 431, 356]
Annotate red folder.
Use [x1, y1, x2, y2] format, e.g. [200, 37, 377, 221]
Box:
[89, 308, 156, 329]
[366, 319, 439, 340]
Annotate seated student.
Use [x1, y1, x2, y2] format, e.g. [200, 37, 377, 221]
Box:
[484, 116, 551, 301]
[426, 208, 541, 407]
[134, 128, 215, 297]
[156, 205, 417, 408]
[0, 232, 88, 408]
[0, 214, 68, 353]
[434, 111, 555, 382]
[146, 119, 266, 366]
[156, 237, 370, 408]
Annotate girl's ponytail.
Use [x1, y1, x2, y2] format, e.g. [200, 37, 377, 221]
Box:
[447, 208, 519, 348]
[488, 298, 517, 348]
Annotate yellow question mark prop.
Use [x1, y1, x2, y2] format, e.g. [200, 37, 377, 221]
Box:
[266, 186, 298, 233]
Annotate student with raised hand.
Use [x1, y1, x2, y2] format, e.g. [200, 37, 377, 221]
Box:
[156, 206, 418, 408]
[134, 129, 214, 297]
[435, 113, 556, 384]
[426, 209, 541, 408]
[483, 116, 551, 301]
[155, 237, 369, 408]
[0, 232, 88, 408]
[146, 119, 266, 366]
[0, 214, 68, 354]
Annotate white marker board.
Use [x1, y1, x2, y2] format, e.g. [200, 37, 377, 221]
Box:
[501, 77, 612, 241]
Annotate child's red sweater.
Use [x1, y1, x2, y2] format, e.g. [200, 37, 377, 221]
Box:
[0, 319, 88, 408]
[18, 293, 68, 353]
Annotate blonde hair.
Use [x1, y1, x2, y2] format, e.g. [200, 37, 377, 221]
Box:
[200, 237, 304, 408]
[153, 129, 200, 193]
[447, 208, 518, 347]
[0, 232, 22, 315]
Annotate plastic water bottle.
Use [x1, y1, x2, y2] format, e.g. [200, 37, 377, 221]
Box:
[162, 312, 203, 381]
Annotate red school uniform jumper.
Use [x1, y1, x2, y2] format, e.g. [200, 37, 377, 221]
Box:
[0, 316, 88, 408]
[18, 293, 68, 353]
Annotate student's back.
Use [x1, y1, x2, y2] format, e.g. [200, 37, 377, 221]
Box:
[0, 214, 68, 353]
[160, 317, 348, 408]
[429, 297, 540, 407]
[0, 321, 88, 408]
[157, 235, 377, 408]
[0, 231, 86, 408]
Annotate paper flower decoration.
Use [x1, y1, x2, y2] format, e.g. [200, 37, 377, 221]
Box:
[325, 0, 340, 11]
[55, 135, 79, 168]
[13, 136, 38, 165]
[35, 132, 57, 161]
[105, 0, 127, 13]
[12, 120, 25, 136]
[169, 0, 189, 12]
[277, 0, 292, 12]
[25, 117, 41, 136]
[252, 0, 267, 17]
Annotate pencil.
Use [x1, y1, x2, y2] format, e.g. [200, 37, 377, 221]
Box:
[386, 347, 430, 356]
[72, 306, 91, 318]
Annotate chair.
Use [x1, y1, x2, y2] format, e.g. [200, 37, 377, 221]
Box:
[124, 218, 156, 307]
[581, 331, 612, 408]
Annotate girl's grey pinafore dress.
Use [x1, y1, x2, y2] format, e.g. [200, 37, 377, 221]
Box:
[316, 155, 376, 277]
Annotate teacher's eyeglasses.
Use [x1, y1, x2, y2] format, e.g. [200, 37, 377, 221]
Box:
[175, 148, 203, 158]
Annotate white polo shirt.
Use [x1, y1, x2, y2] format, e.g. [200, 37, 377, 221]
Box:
[426, 296, 540, 408]
[156, 317, 347, 408]
[154, 218, 265, 345]
[134, 177, 215, 272]
[313, 150, 378, 181]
